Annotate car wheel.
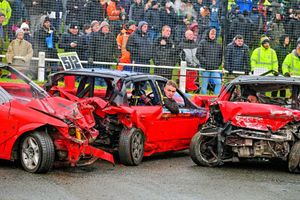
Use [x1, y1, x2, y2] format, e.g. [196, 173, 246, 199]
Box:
[118, 128, 144, 166]
[20, 131, 55, 173]
[288, 141, 300, 173]
[190, 132, 220, 167]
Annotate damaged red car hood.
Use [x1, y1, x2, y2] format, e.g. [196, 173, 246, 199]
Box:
[218, 101, 300, 131]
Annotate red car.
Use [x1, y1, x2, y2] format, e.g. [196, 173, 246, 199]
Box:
[45, 69, 208, 166]
[190, 75, 300, 173]
[0, 66, 114, 173]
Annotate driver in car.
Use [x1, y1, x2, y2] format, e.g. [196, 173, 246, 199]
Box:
[247, 94, 259, 103]
[163, 80, 179, 114]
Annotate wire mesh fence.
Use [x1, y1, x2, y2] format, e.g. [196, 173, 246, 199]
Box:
[0, 0, 299, 95]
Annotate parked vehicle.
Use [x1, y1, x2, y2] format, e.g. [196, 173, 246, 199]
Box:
[45, 69, 208, 166]
[0, 66, 114, 173]
[190, 75, 300, 173]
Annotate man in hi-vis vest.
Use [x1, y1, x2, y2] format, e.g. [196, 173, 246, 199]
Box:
[250, 36, 278, 75]
[282, 39, 300, 77]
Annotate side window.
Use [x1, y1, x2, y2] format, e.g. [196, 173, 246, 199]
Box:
[127, 80, 157, 106]
[0, 87, 12, 104]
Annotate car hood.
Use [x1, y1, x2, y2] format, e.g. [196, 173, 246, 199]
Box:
[217, 101, 300, 131]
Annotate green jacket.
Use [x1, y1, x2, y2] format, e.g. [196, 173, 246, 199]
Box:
[282, 50, 300, 76]
[250, 46, 278, 72]
[0, 0, 12, 26]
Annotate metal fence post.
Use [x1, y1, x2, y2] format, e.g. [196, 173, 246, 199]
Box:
[179, 61, 187, 93]
[38, 52, 45, 82]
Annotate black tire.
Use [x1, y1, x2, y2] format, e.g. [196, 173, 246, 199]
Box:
[288, 141, 300, 173]
[20, 131, 55, 173]
[190, 132, 220, 167]
[118, 128, 144, 166]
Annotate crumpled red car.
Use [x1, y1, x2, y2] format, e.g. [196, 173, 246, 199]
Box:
[45, 68, 208, 166]
[0, 66, 114, 173]
[190, 75, 300, 173]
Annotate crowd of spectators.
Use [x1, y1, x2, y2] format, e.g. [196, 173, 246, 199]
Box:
[0, 0, 299, 94]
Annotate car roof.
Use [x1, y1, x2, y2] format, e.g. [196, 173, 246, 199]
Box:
[49, 68, 168, 82]
[231, 75, 300, 85]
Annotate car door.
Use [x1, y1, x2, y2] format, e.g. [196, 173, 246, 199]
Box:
[0, 86, 16, 158]
[146, 80, 205, 142]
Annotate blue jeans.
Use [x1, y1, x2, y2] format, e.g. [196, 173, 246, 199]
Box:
[201, 71, 222, 95]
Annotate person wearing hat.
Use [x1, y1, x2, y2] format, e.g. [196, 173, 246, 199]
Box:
[250, 35, 278, 75]
[88, 21, 118, 69]
[127, 21, 153, 73]
[34, 16, 60, 77]
[6, 28, 33, 74]
[20, 22, 32, 44]
[116, 20, 137, 70]
[59, 21, 83, 58]
[282, 39, 300, 77]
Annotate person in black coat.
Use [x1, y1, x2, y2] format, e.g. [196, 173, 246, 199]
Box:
[224, 35, 250, 75]
[196, 27, 222, 95]
[159, 2, 177, 31]
[83, 0, 105, 24]
[59, 21, 84, 59]
[129, 0, 144, 24]
[88, 21, 119, 67]
[126, 21, 153, 73]
[153, 25, 177, 79]
[145, 0, 161, 42]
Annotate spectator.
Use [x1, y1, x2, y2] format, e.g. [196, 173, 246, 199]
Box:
[250, 36, 278, 75]
[59, 21, 84, 59]
[178, 30, 200, 92]
[229, 13, 248, 43]
[0, 0, 11, 26]
[145, 0, 161, 42]
[129, 0, 144, 24]
[182, 0, 197, 21]
[65, 0, 85, 28]
[288, 9, 300, 48]
[83, 0, 105, 24]
[224, 35, 250, 79]
[126, 21, 153, 73]
[88, 21, 119, 68]
[116, 20, 137, 71]
[153, 25, 177, 80]
[196, 27, 222, 95]
[90, 20, 101, 34]
[23, 0, 44, 35]
[20, 22, 33, 44]
[160, 1, 177, 30]
[79, 24, 92, 64]
[197, 6, 210, 41]
[266, 12, 285, 46]
[193, 0, 204, 14]
[282, 39, 300, 76]
[34, 16, 59, 75]
[274, 34, 291, 74]
[173, 16, 188, 45]
[0, 12, 5, 51]
[44, 0, 63, 32]
[106, 0, 124, 35]
[6, 29, 33, 74]
[209, 0, 220, 37]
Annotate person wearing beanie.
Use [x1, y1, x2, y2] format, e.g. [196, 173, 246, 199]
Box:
[250, 35, 278, 75]
[6, 28, 33, 75]
[282, 40, 300, 77]
[88, 19, 118, 70]
[127, 21, 153, 73]
[91, 20, 100, 33]
[20, 22, 33, 44]
[116, 20, 137, 70]
[59, 21, 84, 59]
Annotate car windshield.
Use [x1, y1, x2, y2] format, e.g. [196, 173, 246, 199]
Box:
[0, 66, 49, 102]
[229, 83, 300, 109]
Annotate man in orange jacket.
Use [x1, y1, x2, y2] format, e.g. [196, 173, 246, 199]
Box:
[116, 20, 137, 71]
